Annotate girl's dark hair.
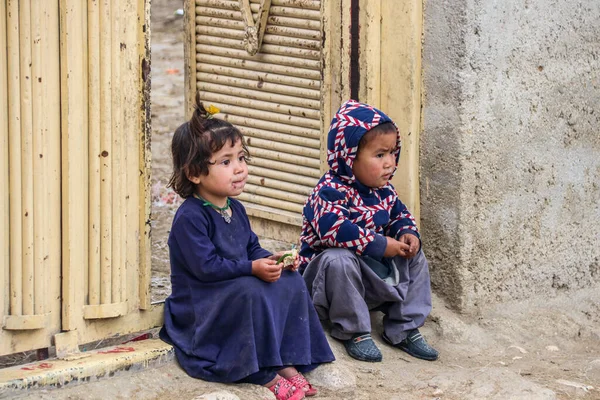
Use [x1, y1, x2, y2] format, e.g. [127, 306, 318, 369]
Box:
[167, 93, 248, 198]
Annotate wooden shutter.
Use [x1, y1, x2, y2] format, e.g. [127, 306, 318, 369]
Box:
[194, 0, 323, 226]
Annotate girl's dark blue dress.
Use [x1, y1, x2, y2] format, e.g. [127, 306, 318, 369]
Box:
[159, 197, 335, 383]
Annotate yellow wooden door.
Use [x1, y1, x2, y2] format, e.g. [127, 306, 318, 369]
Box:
[1, 0, 160, 357]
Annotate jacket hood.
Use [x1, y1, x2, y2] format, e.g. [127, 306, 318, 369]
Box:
[327, 99, 401, 186]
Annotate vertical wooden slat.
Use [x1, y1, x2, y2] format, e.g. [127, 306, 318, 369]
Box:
[123, 0, 135, 310]
[320, 0, 331, 173]
[31, 0, 45, 315]
[20, 0, 34, 317]
[60, 0, 88, 330]
[111, 0, 122, 303]
[1, 0, 10, 318]
[122, 0, 143, 310]
[43, 0, 62, 327]
[119, 0, 129, 304]
[8, 0, 23, 317]
[359, 0, 380, 106]
[81, 0, 90, 307]
[381, 0, 422, 221]
[340, 0, 351, 102]
[185, 0, 197, 119]
[88, 0, 101, 306]
[320, 0, 348, 173]
[99, 0, 112, 305]
[138, 0, 152, 309]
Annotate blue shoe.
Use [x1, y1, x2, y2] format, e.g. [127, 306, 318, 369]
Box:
[343, 333, 382, 362]
[383, 329, 439, 361]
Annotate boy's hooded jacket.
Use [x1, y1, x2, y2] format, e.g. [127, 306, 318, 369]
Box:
[299, 100, 419, 270]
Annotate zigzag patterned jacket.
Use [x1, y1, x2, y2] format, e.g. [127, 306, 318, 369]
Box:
[299, 100, 419, 271]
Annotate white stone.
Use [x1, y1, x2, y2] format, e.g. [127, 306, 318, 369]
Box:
[507, 345, 528, 354]
[305, 363, 357, 391]
[555, 379, 594, 392]
[193, 391, 240, 400]
[585, 359, 600, 382]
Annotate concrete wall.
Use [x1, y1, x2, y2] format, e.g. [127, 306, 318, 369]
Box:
[421, 0, 600, 310]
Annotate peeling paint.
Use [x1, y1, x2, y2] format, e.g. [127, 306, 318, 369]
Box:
[0, 340, 174, 396]
[98, 346, 135, 354]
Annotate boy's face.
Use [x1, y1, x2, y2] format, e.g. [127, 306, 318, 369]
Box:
[352, 131, 397, 188]
[189, 138, 248, 207]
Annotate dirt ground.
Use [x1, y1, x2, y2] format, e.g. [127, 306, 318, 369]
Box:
[148, 0, 186, 303]
[10, 289, 600, 400]
[139, 0, 600, 398]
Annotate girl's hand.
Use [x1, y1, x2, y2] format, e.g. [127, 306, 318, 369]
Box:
[252, 258, 282, 282]
[383, 237, 411, 258]
[269, 251, 299, 272]
[269, 251, 287, 263]
[398, 234, 420, 259]
[288, 255, 300, 272]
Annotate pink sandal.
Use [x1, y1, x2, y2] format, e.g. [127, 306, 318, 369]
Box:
[288, 373, 317, 397]
[268, 377, 306, 400]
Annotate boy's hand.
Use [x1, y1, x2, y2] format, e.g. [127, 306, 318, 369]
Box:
[251, 258, 282, 282]
[384, 237, 410, 258]
[398, 234, 420, 259]
[269, 251, 299, 272]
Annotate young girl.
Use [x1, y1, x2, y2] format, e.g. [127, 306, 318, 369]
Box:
[159, 96, 335, 400]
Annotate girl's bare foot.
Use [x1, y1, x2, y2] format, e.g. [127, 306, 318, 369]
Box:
[288, 373, 318, 397]
[264, 374, 282, 388]
[276, 367, 299, 379]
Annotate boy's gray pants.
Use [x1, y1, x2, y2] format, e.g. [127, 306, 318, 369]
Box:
[302, 248, 432, 344]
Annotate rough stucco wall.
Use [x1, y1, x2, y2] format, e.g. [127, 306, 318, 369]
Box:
[421, 0, 600, 310]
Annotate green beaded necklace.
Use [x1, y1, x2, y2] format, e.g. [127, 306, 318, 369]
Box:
[193, 194, 231, 223]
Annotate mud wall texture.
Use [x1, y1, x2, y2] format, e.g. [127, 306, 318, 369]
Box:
[421, 0, 600, 310]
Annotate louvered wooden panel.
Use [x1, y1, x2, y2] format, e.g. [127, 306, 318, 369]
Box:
[195, 0, 322, 225]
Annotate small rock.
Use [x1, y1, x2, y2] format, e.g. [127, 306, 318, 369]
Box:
[545, 345, 560, 352]
[585, 359, 600, 382]
[305, 363, 357, 390]
[555, 379, 594, 393]
[358, 366, 376, 374]
[433, 388, 444, 395]
[193, 391, 240, 400]
[507, 345, 528, 354]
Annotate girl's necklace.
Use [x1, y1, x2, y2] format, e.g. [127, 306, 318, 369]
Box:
[193, 194, 231, 223]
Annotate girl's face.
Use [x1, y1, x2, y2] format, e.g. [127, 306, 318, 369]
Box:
[190, 138, 248, 207]
[352, 131, 397, 188]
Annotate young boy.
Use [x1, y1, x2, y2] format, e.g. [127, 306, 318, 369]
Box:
[299, 100, 438, 363]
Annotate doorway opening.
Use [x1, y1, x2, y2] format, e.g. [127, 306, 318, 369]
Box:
[149, 0, 185, 303]
[149, 0, 294, 304]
